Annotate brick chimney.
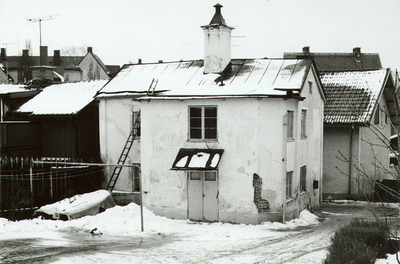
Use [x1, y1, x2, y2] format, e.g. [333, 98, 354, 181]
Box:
[201, 4, 234, 74]
[53, 50, 61, 66]
[87, 47, 93, 53]
[40, 46, 49, 65]
[303, 46, 310, 56]
[0, 48, 6, 61]
[353, 47, 361, 60]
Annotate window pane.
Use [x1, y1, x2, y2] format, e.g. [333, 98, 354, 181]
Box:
[190, 118, 202, 128]
[190, 128, 202, 139]
[205, 107, 217, 117]
[287, 111, 294, 139]
[133, 166, 140, 192]
[205, 128, 217, 139]
[205, 117, 217, 128]
[300, 166, 306, 192]
[133, 111, 141, 137]
[190, 172, 201, 180]
[205, 172, 216, 181]
[190, 107, 202, 117]
[286, 171, 293, 198]
[301, 110, 307, 138]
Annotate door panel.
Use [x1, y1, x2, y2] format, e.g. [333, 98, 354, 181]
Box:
[203, 172, 218, 221]
[188, 172, 203, 221]
[188, 171, 218, 222]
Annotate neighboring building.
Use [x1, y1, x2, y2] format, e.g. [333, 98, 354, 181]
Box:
[1, 46, 118, 84]
[321, 69, 397, 200]
[96, 4, 325, 224]
[284, 46, 382, 71]
[0, 84, 40, 157]
[8, 80, 107, 159]
[285, 46, 399, 200]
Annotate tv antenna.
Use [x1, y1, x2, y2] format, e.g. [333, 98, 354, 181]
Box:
[27, 15, 59, 47]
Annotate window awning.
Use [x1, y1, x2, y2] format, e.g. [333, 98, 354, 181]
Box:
[171, 148, 224, 170]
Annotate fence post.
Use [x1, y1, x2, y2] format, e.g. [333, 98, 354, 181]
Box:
[30, 159, 34, 200]
[0, 157, 2, 211]
[50, 170, 53, 200]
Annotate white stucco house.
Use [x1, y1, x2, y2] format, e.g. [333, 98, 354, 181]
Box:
[96, 4, 325, 224]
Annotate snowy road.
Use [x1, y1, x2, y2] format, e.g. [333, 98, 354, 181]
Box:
[1, 202, 399, 264]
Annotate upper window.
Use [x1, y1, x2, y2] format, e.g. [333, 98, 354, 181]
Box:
[132, 110, 141, 137]
[189, 106, 217, 140]
[301, 109, 307, 139]
[286, 171, 293, 199]
[308, 81, 312, 94]
[300, 165, 307, 192]
[374, 106, 380, 125]
[287, 111, 294, 140]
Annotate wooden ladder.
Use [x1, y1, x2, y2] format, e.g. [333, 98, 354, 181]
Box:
[106, 113, 140, 192]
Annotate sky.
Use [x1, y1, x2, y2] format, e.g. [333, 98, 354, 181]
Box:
[1, 0, 400, 71]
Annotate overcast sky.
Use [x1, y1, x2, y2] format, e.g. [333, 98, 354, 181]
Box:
[1, 0, 400, 71]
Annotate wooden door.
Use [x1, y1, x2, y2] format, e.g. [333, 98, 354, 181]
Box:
[188, 171, 218, 222]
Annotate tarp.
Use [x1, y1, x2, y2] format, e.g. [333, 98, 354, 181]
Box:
[34, 190, 116, 220]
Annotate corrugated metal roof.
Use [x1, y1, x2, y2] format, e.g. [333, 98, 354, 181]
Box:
[320, 69, 387, 124]
[15, 80, 107, 115]
[96, 59, 312, 98]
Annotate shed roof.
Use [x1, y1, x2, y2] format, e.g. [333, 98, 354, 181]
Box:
[15, 80, 107, 115]
[320, 69, 388, 124]
[96, 58, 313, 99]
[0, 84, 30, 94]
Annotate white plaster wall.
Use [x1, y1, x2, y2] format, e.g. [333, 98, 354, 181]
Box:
[99, 98, 141, 191]
[140, 96, 322, 224]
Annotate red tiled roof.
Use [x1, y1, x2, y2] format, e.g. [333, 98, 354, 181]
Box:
[320, 69, 387, 124]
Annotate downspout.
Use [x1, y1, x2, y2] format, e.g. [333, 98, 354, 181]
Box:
[282, 113, 287, 224]
[348, 125, 354, 199]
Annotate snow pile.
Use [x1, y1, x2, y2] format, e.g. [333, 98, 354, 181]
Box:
[0, 204, 320, 241]
[262, 209, 320, 230]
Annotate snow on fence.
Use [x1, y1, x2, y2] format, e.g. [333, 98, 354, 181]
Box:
[0, 156, 103, 219]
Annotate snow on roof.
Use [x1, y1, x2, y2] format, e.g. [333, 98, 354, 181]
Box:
[320, 69, 387, 124]
[96, 59, 312, 99]
[15, 80, 107, 115]
[0, 84, 29, 94]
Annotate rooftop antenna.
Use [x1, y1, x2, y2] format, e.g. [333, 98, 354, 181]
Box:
[27, 15, 59, 47]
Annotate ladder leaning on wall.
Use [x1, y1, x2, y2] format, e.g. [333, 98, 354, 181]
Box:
[106, 113, 140, 192]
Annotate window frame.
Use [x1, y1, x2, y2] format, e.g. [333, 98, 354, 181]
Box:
[132, 163, 141, 192]
[188, 106, 218, 141]
[300, 165, 307, 192]
[301, 109, 307, 139]
[286, 171, 293, 199]
[287, 111, 294, 140]
[308, 81, 312, 94]
[374, 106, 380, 125]
[132, 110, 141, 138]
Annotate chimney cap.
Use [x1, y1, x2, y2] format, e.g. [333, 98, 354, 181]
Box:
[208, 3, 229, 27]
[87, 47, 93, 53]
[353, 47, 361, 53]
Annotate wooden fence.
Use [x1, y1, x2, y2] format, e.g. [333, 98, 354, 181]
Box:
[0, 157, 103, 219]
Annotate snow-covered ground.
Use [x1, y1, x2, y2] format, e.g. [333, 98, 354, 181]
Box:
[0, 200, 399, 263]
